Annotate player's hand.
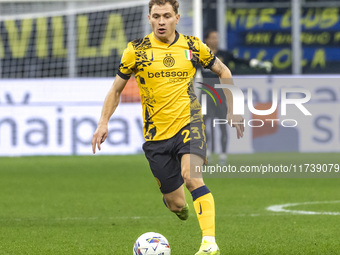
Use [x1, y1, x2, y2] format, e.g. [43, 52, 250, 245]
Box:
[91, 124, 108, 154]
[227, 114, 245, 139]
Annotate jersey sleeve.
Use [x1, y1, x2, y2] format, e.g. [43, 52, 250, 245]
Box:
[198, 39, 216, 69]
[117, 42, 135, 80]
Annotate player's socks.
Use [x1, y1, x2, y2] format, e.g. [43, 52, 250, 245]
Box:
[191, 185, 215, 237]
[202, 236, 215, 243]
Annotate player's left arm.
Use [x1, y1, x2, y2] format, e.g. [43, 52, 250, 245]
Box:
[210, 57, 244, 139]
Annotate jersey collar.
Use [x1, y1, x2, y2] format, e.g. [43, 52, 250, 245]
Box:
[169, 31, 180, 47]
[150, 31, 180, 47]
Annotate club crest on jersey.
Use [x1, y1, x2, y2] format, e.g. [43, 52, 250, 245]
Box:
[163, 54, 175, 67]
[184, 50, 192, 60]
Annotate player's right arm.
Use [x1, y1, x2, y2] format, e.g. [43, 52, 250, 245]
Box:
[91, 75, 128, 154]
[92, 42, 135, 154]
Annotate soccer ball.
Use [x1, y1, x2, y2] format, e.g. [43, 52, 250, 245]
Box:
[133, 232, 171, 255]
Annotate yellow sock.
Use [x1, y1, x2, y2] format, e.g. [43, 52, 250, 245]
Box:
[193, 192, 215, 237]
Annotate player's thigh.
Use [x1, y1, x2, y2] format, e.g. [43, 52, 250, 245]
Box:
[142, 141, 184, 194]
[175, 123, 206, 177]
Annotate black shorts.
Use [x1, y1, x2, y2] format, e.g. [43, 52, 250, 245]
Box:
[142, 122, 206, 194]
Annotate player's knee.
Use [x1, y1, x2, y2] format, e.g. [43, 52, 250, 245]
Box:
[183, 173, 204, 192]
[185, 179, 199, 192]
[166, 199, 185, 213]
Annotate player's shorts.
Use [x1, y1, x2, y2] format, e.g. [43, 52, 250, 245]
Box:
[142, 122, 206, 194]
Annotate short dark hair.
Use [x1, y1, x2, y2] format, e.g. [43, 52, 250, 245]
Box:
[204, 29, 217, 41]
[149, 0, 179, 14]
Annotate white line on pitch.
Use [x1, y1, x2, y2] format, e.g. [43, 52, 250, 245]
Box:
[267, 200, 340, 215]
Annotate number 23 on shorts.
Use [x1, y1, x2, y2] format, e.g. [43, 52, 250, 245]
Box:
[181, 126, 201, 144]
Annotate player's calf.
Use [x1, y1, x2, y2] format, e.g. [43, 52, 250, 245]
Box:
[162, 196, 189, 221]
[162, 196, 185, 213]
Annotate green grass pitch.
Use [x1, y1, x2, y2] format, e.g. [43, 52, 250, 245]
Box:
[0, 153, 339, 254]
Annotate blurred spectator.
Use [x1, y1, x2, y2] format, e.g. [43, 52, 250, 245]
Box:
[201, 29, 272, 164]
[204, 30, 272, 74]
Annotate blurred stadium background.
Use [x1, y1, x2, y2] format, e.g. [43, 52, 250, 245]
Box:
[0, 0, 340, 254]
[0, 0, 339, 156]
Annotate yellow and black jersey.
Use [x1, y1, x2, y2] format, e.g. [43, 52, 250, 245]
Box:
[118, 31, 215, 141]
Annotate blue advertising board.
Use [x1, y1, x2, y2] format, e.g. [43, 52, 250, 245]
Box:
[227, 7, 340, 74]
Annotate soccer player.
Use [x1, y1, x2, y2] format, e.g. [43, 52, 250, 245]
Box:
[91, 1, 244, 254]
[201, 29, 272, 164]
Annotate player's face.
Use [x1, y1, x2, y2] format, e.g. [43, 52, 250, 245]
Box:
[149, 3, 180, 44]
[206, 31, 219, 50]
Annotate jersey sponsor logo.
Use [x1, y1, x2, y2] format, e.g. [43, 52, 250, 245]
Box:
[147, 71, 188, 78]
[163, 54, 175, 67]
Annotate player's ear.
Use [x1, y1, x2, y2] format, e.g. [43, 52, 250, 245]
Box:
[148, 14, 151, 24]
[176, 14, 180, 24]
